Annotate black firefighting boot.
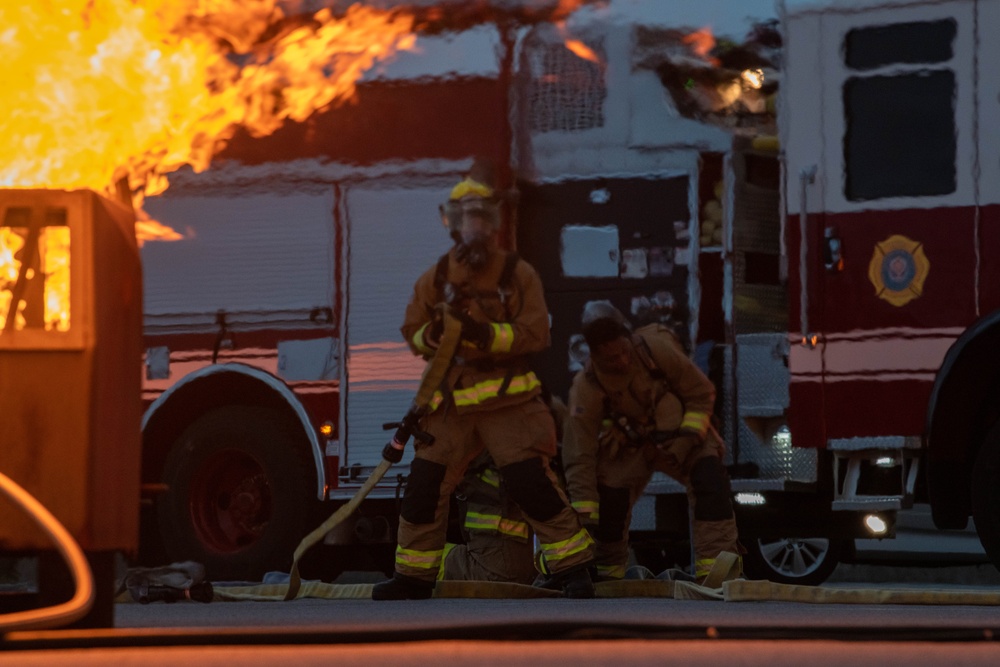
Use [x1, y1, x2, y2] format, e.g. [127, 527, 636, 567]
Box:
[371, 572, 435, 600]
[533, 563, 596, 599]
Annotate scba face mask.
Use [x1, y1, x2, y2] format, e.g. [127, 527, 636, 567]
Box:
[442, 198, 501, 231]
[455, 226, 493, 270]
[442, 199, 500, 271]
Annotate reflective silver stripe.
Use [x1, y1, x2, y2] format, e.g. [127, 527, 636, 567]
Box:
[396, 546, 444, 570]
[465, 511, 501, 532]
[541, 528, 594, 563]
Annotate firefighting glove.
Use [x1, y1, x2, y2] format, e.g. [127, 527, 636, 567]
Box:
[450, 308, 492, 350]
[659, 433, 701, 471]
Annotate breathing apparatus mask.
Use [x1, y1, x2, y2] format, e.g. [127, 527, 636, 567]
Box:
[440, 179, 501, 271]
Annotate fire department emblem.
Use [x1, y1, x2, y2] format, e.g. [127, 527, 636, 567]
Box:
[867, 234, 929, 307]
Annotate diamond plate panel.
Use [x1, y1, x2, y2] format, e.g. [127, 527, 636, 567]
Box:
[736, 333, 789, 416]
[734, 286, 788, 333]
[734, 192, 780, 253]
[734, 419, 816, 482]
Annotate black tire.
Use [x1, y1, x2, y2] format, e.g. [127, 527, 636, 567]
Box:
[741, 535, 843, 586]
[156, 406, 317, 581]
[972, 421, 1000, 573]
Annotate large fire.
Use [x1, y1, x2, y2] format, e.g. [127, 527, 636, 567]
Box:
[0, 225, 71, 332]
[0, 1, 593, 330]
[0, 0, 419, 330]
[1, 0, 418, 203]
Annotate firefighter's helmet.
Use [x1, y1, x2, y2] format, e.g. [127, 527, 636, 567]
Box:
[581, 300, 631, 350]
[439, 178, 501, 234]
[581, 300, 630, 329]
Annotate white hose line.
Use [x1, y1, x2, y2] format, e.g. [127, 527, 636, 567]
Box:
[0, 471, 94, 631]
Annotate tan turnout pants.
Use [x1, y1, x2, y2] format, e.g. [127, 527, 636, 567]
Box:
[594, 431, 739, 579]
[395, 397, 593, 582]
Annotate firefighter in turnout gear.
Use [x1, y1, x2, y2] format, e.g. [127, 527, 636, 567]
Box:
[372, 174, 595, 600]
[439, 451, 537, 584]
[562, 301, 741, 582]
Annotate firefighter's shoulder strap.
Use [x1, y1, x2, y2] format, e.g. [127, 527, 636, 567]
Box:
[433, 251, 451, 294]
[632, 323, 685, 382]
[498, 251, 520, 291]
[582, 359, 613, 418]
[632, 335, 664, 381]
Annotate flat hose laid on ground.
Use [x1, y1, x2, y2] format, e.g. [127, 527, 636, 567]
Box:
[283, 306, 463, 601]
[207, 546, 1000, 604]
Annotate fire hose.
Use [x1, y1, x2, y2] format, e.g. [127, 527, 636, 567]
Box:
[0, 471, 95, 631]
[283, 305, 463, 601]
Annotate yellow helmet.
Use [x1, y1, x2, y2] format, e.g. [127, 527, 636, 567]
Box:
[449, 178, 494, 201]
[440, 177, 501, 233]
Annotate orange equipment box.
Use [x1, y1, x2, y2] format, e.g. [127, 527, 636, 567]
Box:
[0, 189, 142, 552]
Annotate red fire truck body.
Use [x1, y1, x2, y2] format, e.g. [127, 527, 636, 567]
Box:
[773, 0, 1000, 577]
[781, 0, 990, 447]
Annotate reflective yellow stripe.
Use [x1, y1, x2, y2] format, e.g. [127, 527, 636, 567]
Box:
[437, 542, 458, 580]
[489, 323, 514, 353]
[498, 518, 530, 540]
[596, 563, 626, 579]
[681, 411, 710, 438]
[428, 372, 541, 411]
[452, 372, 541, 407]
[535, 549, 550, 575]
[465, 511, 501, 532]
[413, 322, 435, 356]
[479, 468, 501, 488]
[396, 545, 444, 570]
[572, 500, 599, 521]
[541, 528, 594, 563]
[464, 512, 528, 540]
[695, 558, 715, 578]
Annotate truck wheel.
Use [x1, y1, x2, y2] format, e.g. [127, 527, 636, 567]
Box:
[972, 421, 1000, 572]
[741, 535, 842, 586]
[156, 406, 317, 581]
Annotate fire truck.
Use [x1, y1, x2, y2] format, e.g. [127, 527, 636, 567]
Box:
[768, 0, 1000, 581]
[134, 0, 1000, 585]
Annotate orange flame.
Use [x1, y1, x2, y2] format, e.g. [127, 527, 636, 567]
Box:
[0, 1, 417, 203]
[554, 19, 603, 66]
[564, 38, 600, 64]
[0, 226, 71, 332]
[682, 26, 719, 66]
